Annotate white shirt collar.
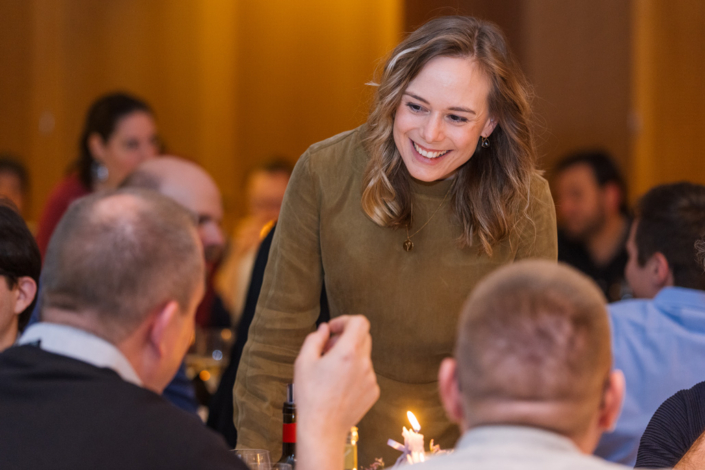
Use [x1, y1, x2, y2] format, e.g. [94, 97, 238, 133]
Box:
[19, 322, 143, 387]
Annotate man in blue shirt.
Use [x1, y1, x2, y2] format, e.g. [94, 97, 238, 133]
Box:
[594, 182, 705, 466]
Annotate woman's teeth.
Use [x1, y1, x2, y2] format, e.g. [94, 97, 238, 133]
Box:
[413, 141, 450, 159]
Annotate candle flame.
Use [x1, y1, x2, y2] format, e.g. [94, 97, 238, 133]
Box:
[407, 411, 421, 432]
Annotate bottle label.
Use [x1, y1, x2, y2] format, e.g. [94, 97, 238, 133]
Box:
[283, 423, 296, 443]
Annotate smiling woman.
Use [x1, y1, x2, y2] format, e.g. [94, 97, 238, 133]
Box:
[233, 16, 557, 465]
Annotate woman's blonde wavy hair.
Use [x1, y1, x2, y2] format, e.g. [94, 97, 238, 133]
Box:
[361, 16, 539, 255]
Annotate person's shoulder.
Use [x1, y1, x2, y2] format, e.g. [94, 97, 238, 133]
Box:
[139, 399, 243, 467]
[528, 172, 551, 197]
[526, 172, 554, 212]
[300, 125, 368, 170]
[46, 173, 91, 204]
[609, 298, 653, 321]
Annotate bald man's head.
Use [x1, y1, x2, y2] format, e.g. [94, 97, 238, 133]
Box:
[41, 189, 204, 343]
[455, 260, 612, 436]
[122, 156, 224, 262]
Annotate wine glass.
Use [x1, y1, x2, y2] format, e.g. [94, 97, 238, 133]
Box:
[234, 449, 272, 470]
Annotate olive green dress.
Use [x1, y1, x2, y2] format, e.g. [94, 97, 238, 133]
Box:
[233, 126, 557, 466]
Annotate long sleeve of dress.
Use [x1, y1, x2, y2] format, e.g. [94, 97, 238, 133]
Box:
[232, 149, 323, 457]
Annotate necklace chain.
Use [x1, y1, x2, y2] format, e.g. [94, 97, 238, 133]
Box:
[403, 187, 451, 252]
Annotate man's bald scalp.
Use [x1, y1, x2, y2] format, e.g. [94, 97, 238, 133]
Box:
[456, 260, 611, 435]
[41, 189, 204, 342]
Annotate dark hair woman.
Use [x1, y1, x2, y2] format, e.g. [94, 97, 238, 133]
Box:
[233, 16, 557, 464]
[35, 92, 159, 257]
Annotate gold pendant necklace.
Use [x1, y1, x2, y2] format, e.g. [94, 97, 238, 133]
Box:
[403, 187, 451, 252]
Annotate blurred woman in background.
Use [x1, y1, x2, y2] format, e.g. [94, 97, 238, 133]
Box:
[234, 16, 557, 465]
[36, 92, 159, 257]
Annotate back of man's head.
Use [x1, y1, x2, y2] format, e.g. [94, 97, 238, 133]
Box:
[40, 189, 204, 343]
[121, 156, 224, 263]
[633, 182, 705, 290]
[454, 260, 612, 438]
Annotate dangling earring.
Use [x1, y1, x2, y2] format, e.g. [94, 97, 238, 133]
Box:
[92, 161, 109, 182]
[481, 136, 490, 149]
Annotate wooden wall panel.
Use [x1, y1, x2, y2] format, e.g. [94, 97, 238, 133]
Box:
[233, 0, 402, 181]
[631, 0, 705, 198]
[0, 0, 401, 230]
[523, 0, 631, 177]
[0, 0, 32, 192]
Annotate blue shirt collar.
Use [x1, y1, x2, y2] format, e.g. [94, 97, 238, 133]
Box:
[653, 286, 705, 310]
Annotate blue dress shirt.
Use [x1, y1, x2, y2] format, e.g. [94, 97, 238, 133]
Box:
[594, 286, 705, 466]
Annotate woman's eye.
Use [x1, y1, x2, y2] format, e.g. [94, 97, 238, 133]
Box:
[406, 102, 424, 113]
[448, 114, 468, 123]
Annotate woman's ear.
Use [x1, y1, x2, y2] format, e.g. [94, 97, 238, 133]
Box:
[482, 117, 498, 138]
[12, 277, 37, 315]
[87, 133, 107, 163]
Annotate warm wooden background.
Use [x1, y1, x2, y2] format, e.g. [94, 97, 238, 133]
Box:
[1, 0, 703, 228]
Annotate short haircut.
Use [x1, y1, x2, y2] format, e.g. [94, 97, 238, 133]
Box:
[0, 155, 29, 193]
[41, 189, 203, 342]
[555, 150, 628, 215]
[255, 157, 294, 176]
[456, 260, 610, 434]
[120, 168, 162, 192]
[0, 199, 41, 330]
[634, 182, 705, 290]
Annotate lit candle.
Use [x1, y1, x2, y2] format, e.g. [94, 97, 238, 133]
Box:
[402, 411, 425, 463]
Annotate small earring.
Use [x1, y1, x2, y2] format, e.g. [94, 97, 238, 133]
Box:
[93, 161, 109, 182]
[481, 136, 490, 149]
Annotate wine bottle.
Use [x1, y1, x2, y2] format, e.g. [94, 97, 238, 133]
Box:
[276, 383, 296, 469]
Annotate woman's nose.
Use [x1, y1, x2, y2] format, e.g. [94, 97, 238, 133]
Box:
[422, 114, 444, 143]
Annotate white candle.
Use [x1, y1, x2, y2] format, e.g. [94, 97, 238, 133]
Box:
[403, 412, 425, 463]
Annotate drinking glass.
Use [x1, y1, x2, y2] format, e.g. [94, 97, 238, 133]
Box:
[234, 449, 271, 470]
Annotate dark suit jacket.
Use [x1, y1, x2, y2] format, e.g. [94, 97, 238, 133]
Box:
[0, 345, 245, 470]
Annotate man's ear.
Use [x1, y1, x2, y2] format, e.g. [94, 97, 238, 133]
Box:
[87, 133, 107, 163]
[148, 300, 180, 358]
[598, 370, 626, 432]
[648, 252, 673, 290]
[12, 277, 37, 315]
[438, 357, 465, 426]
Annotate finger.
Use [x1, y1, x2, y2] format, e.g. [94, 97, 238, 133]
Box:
[321, 333, 340, 354]
[296, 322, 330, 362]
[326, 315, 351, 336]
[330, 316, 370, 352]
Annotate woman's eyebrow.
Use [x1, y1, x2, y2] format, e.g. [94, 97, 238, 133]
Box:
[403, 92, 476, 115]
